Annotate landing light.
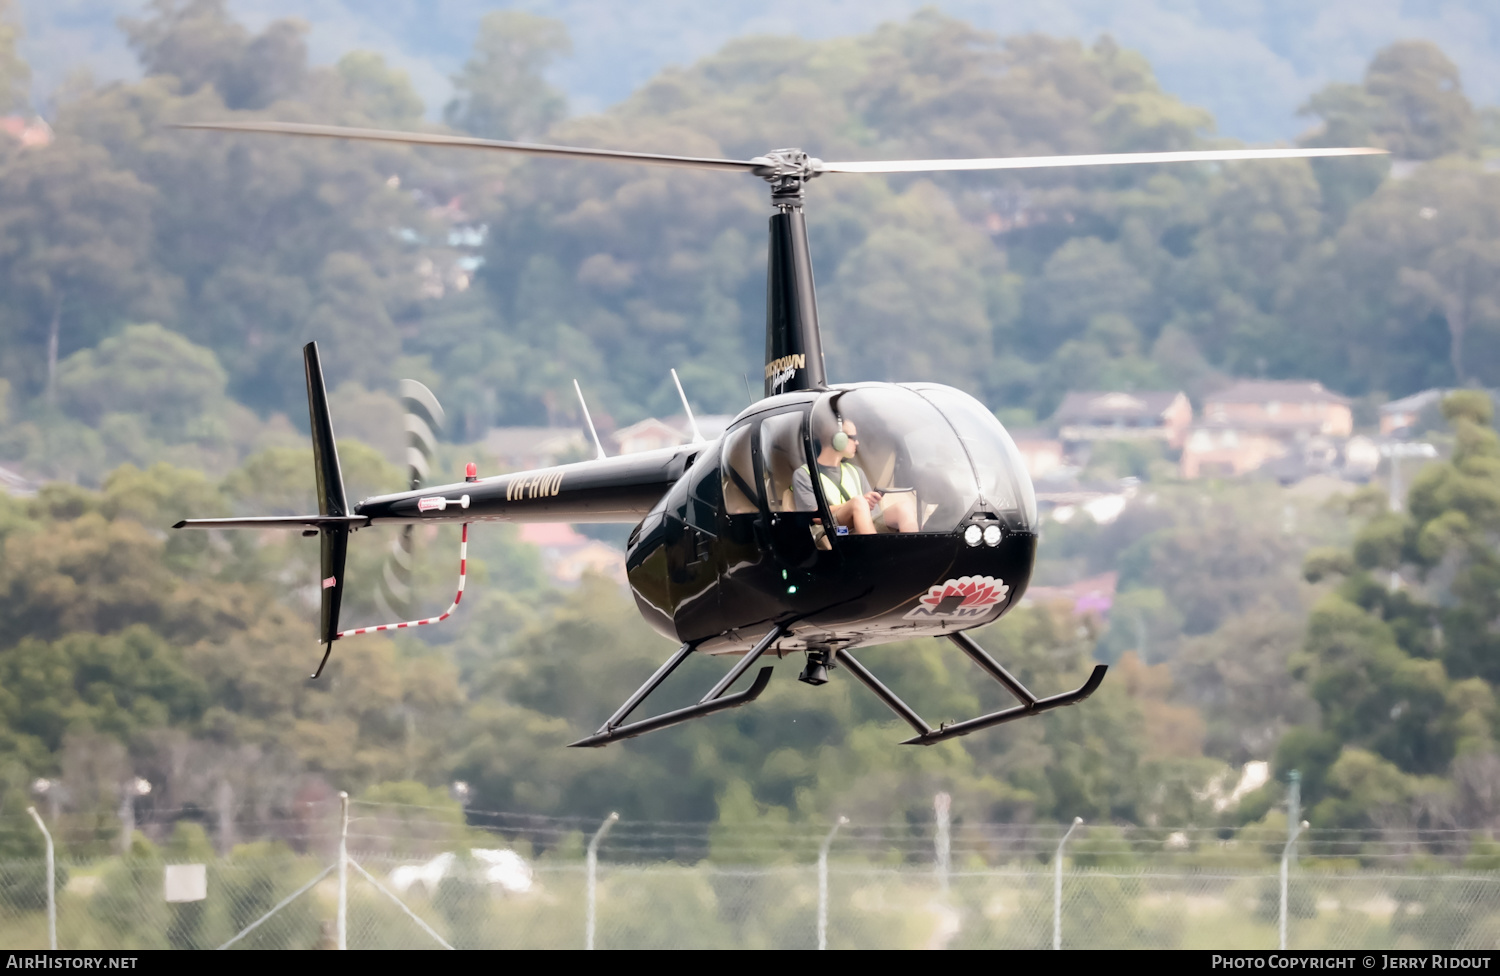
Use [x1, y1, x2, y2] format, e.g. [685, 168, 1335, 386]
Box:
[963, 525, 983, 547]
[983, 525, 1003, 547]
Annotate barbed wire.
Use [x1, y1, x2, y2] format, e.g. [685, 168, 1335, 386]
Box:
[6, 797, 1496, 868]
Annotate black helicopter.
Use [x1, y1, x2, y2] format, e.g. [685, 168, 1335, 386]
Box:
[174, 121, 1383, 747]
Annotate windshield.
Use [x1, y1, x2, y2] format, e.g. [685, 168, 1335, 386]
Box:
[809, 387, 980, 534]
[912, 384, 1037, 529]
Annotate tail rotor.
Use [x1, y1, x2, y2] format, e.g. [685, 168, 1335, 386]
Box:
[373, 380, 446, 621]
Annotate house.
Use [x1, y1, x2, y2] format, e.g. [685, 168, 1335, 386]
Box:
[1052, 391, 1193, 449]
[484, 427, 589, 472]
[1181, 380, 1354, 479]
[1013, 435, 1065, 481]
[612, 417, 688, 455]
[517, 522, 626, 586]
[1379, 389, 1450, 436]
[1200, 380, 1352, 437]
[661, 413, 734, 442]
[1179, 424, 1295, 479]
[1022, 572, 1118, 620]
[0, 116, 52, 149]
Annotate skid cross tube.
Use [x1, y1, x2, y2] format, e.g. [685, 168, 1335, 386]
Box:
[839, 631, 1107, 746]
[569, 623, 785, 748]
[835, 649, 932, 738]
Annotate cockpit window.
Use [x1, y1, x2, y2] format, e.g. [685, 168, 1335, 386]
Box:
[808, 387, 981, 534]
[760, 411, 817, 513]
[912, 385, 1037, 529]
[685, 449, 723, 534]
[721, 424, 759, 514]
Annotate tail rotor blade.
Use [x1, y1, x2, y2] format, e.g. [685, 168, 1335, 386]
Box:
[399, 379, 445, 490]
[373, 379, 447, 621]
[375, 525, 416, 620]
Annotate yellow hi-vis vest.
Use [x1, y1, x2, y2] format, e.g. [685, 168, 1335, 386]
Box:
[817, 462, 863, 504]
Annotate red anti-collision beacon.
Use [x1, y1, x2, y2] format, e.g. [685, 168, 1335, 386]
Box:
[465, 462, 478, 482]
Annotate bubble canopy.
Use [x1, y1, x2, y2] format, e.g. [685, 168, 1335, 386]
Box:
[807, 384, 1036, 534]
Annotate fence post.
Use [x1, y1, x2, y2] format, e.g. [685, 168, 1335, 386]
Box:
[585, 812, 618, 951]
[934, 792, 951, 893]
[117, 777, 150, 856]
[817, 816, 848, 951]
[1054, 817, 1082, 951]
[1280, 818, 1308, 950]
[26, 806, 55, 950]
[337, 791, 349, 951]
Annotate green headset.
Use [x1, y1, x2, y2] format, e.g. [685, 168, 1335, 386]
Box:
[829, 396, 851, 452]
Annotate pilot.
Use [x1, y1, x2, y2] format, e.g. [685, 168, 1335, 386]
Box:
[793, 415, 917, 534]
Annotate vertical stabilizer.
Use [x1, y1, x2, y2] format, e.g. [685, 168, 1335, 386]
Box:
[305, 343, 348, 518]
[303, 342, 350, 667]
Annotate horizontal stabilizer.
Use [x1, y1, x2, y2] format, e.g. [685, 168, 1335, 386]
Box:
[173, 515, 370, 530]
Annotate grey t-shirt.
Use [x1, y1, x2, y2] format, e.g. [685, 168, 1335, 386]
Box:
[791, 461, 870, 511]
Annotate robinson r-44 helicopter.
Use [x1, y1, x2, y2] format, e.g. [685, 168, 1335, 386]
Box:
[174, 120, 1383, 748]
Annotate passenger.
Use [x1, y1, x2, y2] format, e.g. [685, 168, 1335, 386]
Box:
[793, 416, 918, 534]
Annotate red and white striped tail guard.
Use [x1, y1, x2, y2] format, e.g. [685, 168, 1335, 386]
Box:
[337, 523, 469, 639]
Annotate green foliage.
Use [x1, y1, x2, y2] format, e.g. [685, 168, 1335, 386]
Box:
[1285, 399, 1500, 827]
[0, 0, 28, 114]
[445, 11, 570, 141]
[336, 51, 423, 124]
[1, 3, 1495, 437]
[1, 2, 1500, 853]
[120, 0, 307, 112]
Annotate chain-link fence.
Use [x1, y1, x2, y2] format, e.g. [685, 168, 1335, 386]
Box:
[2, 854, 1499, 949]
[2, 795, 1498, 950]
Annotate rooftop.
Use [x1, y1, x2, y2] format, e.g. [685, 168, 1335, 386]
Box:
[1380, 389, 1450, 415]
[1053, 391, 1185, 422]
[1206, 380, 1349, 406]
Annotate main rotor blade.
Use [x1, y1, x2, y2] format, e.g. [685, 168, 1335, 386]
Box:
[174, 121, 765, 173]
[816, 146, 1387, 174]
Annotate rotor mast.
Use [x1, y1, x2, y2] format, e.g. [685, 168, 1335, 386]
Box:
[756, 150, 827, 398]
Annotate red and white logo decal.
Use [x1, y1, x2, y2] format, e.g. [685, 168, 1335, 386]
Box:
[904, 575, 1009, 620]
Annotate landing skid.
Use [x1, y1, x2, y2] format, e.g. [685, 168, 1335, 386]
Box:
[568, 625, 1104, 748]
[568, 624, 785, 748]
[841, 631, 1107, 746]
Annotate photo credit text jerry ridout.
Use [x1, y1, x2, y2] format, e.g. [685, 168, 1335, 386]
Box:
[1212, 956, 1493, 970]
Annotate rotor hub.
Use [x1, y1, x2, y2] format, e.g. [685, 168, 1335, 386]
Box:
[751, 148, 823, 209]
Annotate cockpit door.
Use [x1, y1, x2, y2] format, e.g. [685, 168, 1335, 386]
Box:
[755, 408, 825, 568]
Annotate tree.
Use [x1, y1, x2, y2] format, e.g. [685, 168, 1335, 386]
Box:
[1282, 393, 1500, 825]
[1322, 162, 1500, 390]
[0, 142, 156, 401]
[0, 0, 29, 114]
[56, 324, 227, 439]
[121, 0, 308, 111]
[444, 11, 570, 141]
[1364, 42, 1475, 161]
[1301, 40, 1474, 163]
[336, 51, 424, 125]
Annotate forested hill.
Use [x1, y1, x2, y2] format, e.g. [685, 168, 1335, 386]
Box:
[0, 4, 1497, 473]
[2, 3, 1500, 855]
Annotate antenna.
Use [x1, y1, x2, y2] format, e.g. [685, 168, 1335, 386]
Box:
[671, 369, 705, 444]
[574, 379, 607, 460]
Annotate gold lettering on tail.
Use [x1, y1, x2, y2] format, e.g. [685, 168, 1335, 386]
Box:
[763, 354, 806, 379]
